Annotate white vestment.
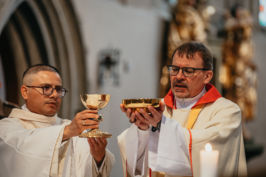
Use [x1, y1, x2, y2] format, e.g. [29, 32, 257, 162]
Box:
[0, 106, 114, 177]
[117, 85, 247, 177]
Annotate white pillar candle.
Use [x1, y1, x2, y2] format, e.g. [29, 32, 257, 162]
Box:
[200, 143, 219, 177]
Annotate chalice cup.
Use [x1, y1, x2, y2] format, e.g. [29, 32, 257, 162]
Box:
[79, 94, 112, 138]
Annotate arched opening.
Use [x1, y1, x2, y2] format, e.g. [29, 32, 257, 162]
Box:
[0, 0, 86, 118]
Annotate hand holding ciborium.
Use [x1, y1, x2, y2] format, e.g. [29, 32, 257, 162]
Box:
[122, 98, 162, 131]
[79, 94, 112, 138]
[122, 98, 161, 111]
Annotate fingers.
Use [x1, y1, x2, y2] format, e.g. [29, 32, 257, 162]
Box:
[79, 118, 99, 133]
[159, 101, 165, 112]
[121, 104, 136, 123]
[97, 137, 107, 146]
[140, 105, 163, 127]
[147, 101, 165, 115]
[79, 112, 99, 120]
[88, 137, 107, 148]
[76, 110, 101, 123]
[147, 106, 161, 121]
[81, 123, 99, 130]
[120, 104, 133, 117]
[126, 108, 133, 119]
[129, 112, 136, 123]
[74, 110, 101, 132]
[81, 119, 99, 126]
[120, 104, 126, 112]
[67, 109, 104, 138]
[121, 103, 164, 130]
[135, 119, 149, 130]
[135, 110, 150, 125]
[120, 104, 132, 118]
[88, 137, 107, 163]
[80, 109, 98, 114]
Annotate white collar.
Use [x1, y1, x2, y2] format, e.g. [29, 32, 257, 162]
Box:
[8, 104, 58, 124]
[175, 87, 206, 110]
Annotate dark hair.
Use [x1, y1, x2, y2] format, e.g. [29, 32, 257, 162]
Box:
[171, 41, 213, 70]
[22, 64, 61, 84]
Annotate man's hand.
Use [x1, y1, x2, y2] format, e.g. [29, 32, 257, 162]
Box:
[120, 104, 135, 123]
[120, 101, 165, 130]
[137, 101, 165, 127]
[88, 137, 107, 166]
[63, 109, 100, 141]
[120, 104, 149, 130]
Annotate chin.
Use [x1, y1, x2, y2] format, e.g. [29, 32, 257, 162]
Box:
[44, 110, 57, 117]
[44, 105, 58, 116]
[46, 113, 56, 117]
[174, 92, 189, 99]
[175, 95, 189, 99]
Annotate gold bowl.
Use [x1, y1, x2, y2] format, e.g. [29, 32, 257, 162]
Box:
[122, 98, 160, 110]
[80, 94, 110, 110]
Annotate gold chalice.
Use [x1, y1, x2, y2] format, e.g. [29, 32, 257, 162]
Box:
[79, 94, 112, 138]
[122, 98, 161, 111]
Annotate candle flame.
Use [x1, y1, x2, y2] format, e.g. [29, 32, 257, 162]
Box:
[205, 143, 212, 152]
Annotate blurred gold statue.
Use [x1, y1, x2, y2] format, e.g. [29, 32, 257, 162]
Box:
[168, 0, 207, 56]
[160, 0, 210, 97]
[219, 5, 257, 140]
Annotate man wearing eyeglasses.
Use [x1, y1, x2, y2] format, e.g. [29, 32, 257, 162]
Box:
[0, 64, 114, 177]
[118, 42, 247, 177]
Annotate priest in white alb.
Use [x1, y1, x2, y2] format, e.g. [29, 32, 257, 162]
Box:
[118, 42, 247, 177]
[0, 64, 114, 177]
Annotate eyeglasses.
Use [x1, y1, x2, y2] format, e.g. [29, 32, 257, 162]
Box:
[26, 84, 68, 97]
[167, 65, 210, 77]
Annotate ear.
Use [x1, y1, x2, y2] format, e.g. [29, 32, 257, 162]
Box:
[203, 70, 213, 84]
[21, 85, 29, 100]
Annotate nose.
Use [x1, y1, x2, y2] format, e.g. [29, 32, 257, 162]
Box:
[175, 68, 185, 79]
[50, 88, 60, 98]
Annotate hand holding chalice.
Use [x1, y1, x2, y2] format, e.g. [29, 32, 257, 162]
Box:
[79, 94, 112, 138]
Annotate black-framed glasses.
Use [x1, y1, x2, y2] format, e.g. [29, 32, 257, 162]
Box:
[26, 84, 68, 97]
[167, 65, 210, 77]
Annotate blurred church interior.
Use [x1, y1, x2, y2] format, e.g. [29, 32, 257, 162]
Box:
[0, 0, 265, 176]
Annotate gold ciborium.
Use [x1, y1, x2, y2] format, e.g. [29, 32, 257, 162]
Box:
[79, 94, 112, 138]
[122, 98, 161, 111]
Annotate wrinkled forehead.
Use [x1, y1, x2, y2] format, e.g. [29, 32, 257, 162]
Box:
[172, 51, 204, 65]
